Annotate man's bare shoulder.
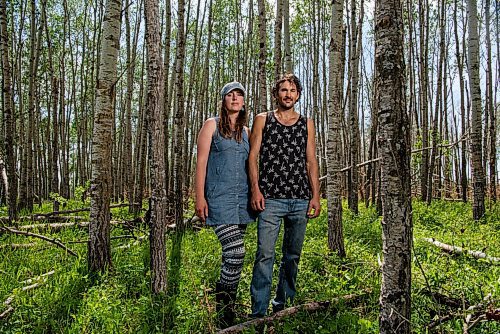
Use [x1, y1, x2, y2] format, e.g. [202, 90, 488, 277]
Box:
[252, 112, 268, 127]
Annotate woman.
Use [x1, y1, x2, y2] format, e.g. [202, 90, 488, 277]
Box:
[195, 81, 255, 328]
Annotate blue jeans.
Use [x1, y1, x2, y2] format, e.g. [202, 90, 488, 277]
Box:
[250, 199, 309, 317]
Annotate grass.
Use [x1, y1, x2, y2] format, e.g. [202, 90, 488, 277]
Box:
[0, 199, 498, 333]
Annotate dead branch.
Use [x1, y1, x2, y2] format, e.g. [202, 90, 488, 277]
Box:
[0, 215, 86, 224]
[423, 238, 500, 263]
[0, 306, 13, 319]
[0, 243, 38, 249]
[218, 289, 371, 334]
[0, 226, 77, 257]
[6, 217, 144, 233]
[423, 290, 469, 309]
[28, 203, 137, 217]
[67, 235, 139, 244]
[20, 270, 56, 285]
[15, 221, 90, 232]
[427, 314, 456, 329]
[427, 294, 497, 330]
[0, 272, 55, 320]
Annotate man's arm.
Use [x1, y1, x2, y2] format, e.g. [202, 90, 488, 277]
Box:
[306, 118, 321, 218]
[249, 113, 267, 211]
[194, 118, 216, 221]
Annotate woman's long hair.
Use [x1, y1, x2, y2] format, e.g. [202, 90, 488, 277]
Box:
[218, 102, 247, 142]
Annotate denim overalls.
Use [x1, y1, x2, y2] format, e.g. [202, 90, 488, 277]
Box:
[205, 118, 255, 225]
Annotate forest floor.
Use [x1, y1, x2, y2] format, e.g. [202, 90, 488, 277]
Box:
[0, 199, 498, 333]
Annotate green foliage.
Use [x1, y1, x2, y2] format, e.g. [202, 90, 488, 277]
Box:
[0, 199, 498, 333]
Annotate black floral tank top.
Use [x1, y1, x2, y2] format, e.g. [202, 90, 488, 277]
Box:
[259, 111, 311, 199]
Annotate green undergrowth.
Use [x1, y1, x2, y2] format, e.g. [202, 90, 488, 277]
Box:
[0, 200, 498, 333]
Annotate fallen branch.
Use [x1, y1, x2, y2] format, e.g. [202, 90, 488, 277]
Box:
[29, 203, 137, 217]
[68, 235, 139, 244]
[114, 235, 148, 250]
[423, 290, 469, 309]
[20, 270, 56, 285]
[427, 293, 497, 331]
[218, 289, 371, 334]
[0, 226, 77, 257]
[7, 218, 144, 233]
[0, 306, 13, 319]
[0, 272, 55, 320]
[0, 215, 86, 224]
[423, 238, 500, 263]
[15, 221, 91, 232]
[0, 243, 38, 249]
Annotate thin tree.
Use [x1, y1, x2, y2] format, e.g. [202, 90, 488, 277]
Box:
[485, 0, 496, 202]
[257, 0, 267, 112]
[144, 0, 167, 293]
[466, 0, 485, 220]
[453, 0, 468, 202]
[274, 0, 283, 79]
[418, 0, 429, 202]
[283, 0, 292, 72]
[374, 0, 412, 332]
[426, 0, 446, 203]
[0, 0, 17, 221]
[347, 0, 363, 214]
[326, 0, 345, 257]
[88, 0, 122, 273]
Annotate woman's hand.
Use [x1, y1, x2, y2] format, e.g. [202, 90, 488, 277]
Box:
[195, 197, 209, 221]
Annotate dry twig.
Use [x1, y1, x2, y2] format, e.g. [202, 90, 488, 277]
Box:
[218, 289, 371, 334]
[0, 226, 77, 257]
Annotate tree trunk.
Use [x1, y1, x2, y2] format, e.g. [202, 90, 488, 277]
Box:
[375, 0, 412, 332]
[88, 0, 122, 273]
[274, 0, 283, 79]
[347, 0, 363, 214]
[283, 0, 292, 73]
[418, 0, 429, 202]
[257, 0, 267, 113]
[172, 0, 187, 228]
[485, 0, 496, 202]
[466, 0, 485, 220]
[144, 0, 167, 293]
[426, 0, 446, 203]
[453, 0, 468, 202]
[326, 0, 345, 257]
[0, 0, 17, 221]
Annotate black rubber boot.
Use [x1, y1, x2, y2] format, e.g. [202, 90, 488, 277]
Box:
[215, 282, 237, 328]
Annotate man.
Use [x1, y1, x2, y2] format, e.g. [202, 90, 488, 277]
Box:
[249, 73, 321, 317]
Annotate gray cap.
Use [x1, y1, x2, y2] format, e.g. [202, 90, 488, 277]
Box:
[220, 81, 246, 99]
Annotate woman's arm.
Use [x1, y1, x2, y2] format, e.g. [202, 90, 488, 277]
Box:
[195, 118, 216, 221]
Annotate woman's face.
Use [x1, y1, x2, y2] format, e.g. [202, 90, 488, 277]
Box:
[224, 89, 245, 113]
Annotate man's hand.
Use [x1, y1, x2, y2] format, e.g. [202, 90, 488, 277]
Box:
[251, 189, 266, 211]
[195, 197, 209, 221]
[307, 197, 321, 218]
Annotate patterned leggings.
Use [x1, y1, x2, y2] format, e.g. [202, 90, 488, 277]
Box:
[213, 224, 247, 289]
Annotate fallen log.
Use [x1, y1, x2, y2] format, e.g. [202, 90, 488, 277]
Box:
[0, 226, 77, 257]
[218, 289, 371, 334]
[423, 238, 500, 263]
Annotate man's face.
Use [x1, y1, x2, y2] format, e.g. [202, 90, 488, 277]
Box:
[276, 80, 299, 110]
[224, 89, 245, 112]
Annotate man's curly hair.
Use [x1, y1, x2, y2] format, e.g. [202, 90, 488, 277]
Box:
[272, 73, 303, 102]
